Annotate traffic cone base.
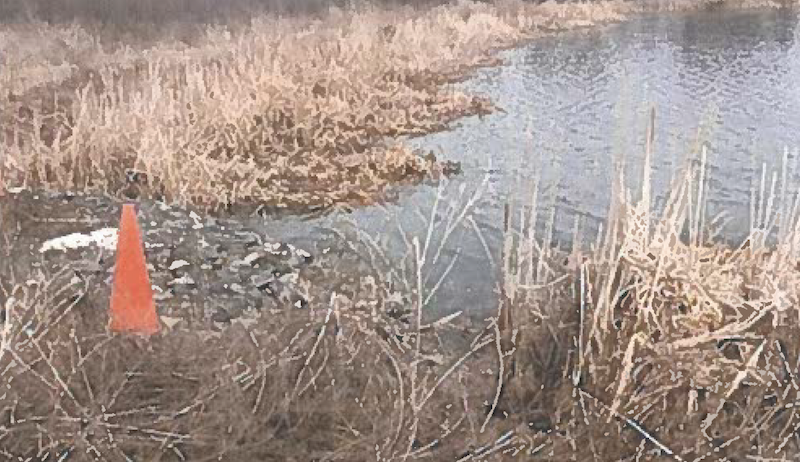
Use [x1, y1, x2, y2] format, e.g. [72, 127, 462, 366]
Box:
[109, 204, 160, 335]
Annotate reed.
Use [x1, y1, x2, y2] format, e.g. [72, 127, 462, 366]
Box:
[495, 112, 800, 459]
[2, 1, 800, 459]
[4, 122, 800, 459]
[2, 0, 790, 213]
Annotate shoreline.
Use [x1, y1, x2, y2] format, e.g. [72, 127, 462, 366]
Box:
[1, 2, 800, 460]
[2, 0, 794, 215]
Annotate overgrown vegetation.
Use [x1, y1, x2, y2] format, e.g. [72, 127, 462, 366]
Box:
[3, 0, 800, 459]
[2, 0, 789, 212]
[5, 114, 800, 458]
[493, 114, 800, 459]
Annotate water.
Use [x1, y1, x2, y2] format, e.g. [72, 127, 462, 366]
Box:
[256, 8, 800, 317]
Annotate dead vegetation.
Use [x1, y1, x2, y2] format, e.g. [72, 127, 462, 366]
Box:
[491, 112, 800, 459]
[2, 0, 792, 213]
[6, 116, 800, 459]
[3, 0, 800, 460]
[0, 178, 509, 461]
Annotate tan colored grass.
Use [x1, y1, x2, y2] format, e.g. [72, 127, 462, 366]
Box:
[495, 110, 800, 459]
[2, 0, 792, 212]
[0, 174, 511, 460]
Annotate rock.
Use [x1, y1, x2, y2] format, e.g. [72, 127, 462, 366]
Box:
[154, 290, 174, 301]
[160, 316, 182, 331]
[228, 283, 247, 295]
[441, 160, 462, 177]
[251, 274, 273, 293]
[168, 275, 196, 286]
[211, 308, 232, 323]
[235, 231, 262, 248]
[1, 191, 319, 328]
[259, 273, 308, 309]
[189, 211, 204, 229]
[168, 260, 190, 271]
[264, 242, 313, 266]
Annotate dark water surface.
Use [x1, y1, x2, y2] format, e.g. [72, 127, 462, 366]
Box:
[257, 8, 800, 316]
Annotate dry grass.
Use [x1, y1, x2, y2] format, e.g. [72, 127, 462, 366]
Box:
[0, 178, 513, 460]
[3, 0, 800, 460]
[493, 112, 800, 459]
[2, 0, 792, 213]
[6, 124, 800, 459]
[0, 0, 519, 213]
[6, 120, 800, 459]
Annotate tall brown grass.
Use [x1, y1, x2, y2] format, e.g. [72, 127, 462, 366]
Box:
[0, 175, 516, 460]
[494, 111, 800, 459]
[5, 115, 800, 459]
[2, 0, 791, 214]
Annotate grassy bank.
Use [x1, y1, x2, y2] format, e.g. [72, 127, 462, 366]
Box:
[3, 0, 800, 459]
[1, 0, 791, 213]
[4, 130, 800, 459]
[495, 117, 800, 458]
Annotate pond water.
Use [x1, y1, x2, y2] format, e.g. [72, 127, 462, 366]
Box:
[258, 8, 800, 317]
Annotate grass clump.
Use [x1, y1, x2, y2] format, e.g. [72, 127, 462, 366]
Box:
[493, 113, 800, 458]
[0, 1, 513, 213]
[0, 264, 493, 460]
[3, 0, 790, 213]
[5, 123, 800, 459]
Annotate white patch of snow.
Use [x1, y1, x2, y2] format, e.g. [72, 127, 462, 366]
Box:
[39, 228, 118, 253]
[39, 226, 160, 254]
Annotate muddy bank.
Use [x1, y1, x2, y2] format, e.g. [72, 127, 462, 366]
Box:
[0, 189, 486, 344]
[0, 190, 315, 324]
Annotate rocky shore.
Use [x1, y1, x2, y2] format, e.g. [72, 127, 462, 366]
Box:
[0, 186, 493, 358]
[0, 189, 337, 329]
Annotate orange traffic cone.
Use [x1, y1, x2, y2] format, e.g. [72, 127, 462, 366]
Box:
[109, 204, 160, 335]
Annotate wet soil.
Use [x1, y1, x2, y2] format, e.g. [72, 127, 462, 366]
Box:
[0, 189, 489, 348]
[0, 189, 322, 326]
